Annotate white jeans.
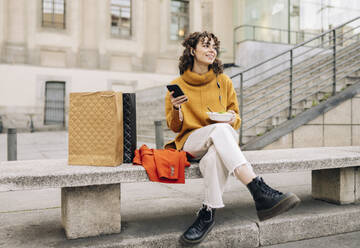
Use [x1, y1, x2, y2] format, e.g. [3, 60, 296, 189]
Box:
[183, 123, 253, 208]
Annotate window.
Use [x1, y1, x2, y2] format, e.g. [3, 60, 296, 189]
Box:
[170, 0, 189, 41]
[42, 0, 65, 29]
[44, 81, 65, 125]
[111, 0, 132, 38]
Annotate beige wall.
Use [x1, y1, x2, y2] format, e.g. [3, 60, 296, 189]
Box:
[213, 0, 233, 63]
[0, 0, 236, 131]
[0, 0, 234, 72]
[0, 64, 176, 130]
[0, 0, 6, 53]
[264, 94, 360, 149]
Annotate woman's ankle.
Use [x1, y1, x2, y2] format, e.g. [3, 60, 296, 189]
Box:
[234, 164, 257, 185]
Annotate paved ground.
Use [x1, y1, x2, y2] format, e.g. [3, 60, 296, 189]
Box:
[1, 131, 360, 247]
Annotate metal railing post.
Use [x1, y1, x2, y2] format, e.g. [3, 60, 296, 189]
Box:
[233, 28, 236, 64]
[332, 29, 337, 96]
[154, 120, 164, 149]
[288, 50, 293, 119]
[239, 73, 244, 146]
[7, 128, 17, 161]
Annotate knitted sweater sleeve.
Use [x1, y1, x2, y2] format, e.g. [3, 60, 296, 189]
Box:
[226, 77, 242, 130]
[165, 91, 183, 133]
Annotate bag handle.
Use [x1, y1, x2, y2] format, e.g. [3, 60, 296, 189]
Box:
[81, 91, 116, 97]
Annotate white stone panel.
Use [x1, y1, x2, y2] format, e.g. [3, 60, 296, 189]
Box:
[324, 100, 351, 125]
[352, 98, 360, 124]
[293, 125, 323, 148]
[324, 125, 351, 147]
[352, 125, 360, 146]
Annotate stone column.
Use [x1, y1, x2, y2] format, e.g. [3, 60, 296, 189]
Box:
[201, 0, 213, 32]
[142, 0, 160, 72]
[61, 183, 121, 239]
[312, 167, 356, 205]
[79, 0, 99, 69]
[26, 0, 39, 65]
[4, 0, 27, 64]
[0, 0, 6, 61]
[190, 0, 202, 32]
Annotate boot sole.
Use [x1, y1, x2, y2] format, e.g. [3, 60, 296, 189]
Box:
[257, 193, 300, 221]
[179, 221, 215, 245]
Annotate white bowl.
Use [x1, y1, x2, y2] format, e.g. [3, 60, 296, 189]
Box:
[206, 112, 233, 122]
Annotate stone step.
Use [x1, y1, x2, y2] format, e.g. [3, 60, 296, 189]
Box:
[6, 194, 360, 248]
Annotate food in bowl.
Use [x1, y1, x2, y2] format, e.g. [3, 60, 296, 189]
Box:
[206, 112, 233, 122]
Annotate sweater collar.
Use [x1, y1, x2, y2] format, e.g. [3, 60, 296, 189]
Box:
[181, 68, 216, 86]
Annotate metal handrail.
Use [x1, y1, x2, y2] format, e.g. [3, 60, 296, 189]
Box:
[291, 44, 360, 83]
[240, 24, 360, 86]
[231, 16, 360, 145]
[243, 59, 360, 131]
[243, 28, 360, 96]
[290, 63, 360, 111]
[232, 16, 360, 78]
[292, 23, 360, 60]
[243, 49, 360, 130]
[244, 50, 360, 124]
[233, 24, 318, 44]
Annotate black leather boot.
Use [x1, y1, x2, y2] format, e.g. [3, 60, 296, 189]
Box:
[247, 177, 300, 221]
[180, 205, 216, 244]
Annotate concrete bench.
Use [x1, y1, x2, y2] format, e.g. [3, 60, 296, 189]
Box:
[1, 146, 360, 239]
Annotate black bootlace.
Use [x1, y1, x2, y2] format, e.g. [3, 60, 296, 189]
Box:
[191, 206, 213, 231]
[258, 178, 283, 197]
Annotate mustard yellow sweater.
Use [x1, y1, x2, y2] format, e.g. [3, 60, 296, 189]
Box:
[165, 68, 241, 150]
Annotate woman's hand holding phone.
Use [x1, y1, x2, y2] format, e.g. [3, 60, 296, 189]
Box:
[167, 84, 188, 110]
[169, 91, 188, 110]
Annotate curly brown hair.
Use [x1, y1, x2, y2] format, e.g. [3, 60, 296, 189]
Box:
[179, 31, 224, 75]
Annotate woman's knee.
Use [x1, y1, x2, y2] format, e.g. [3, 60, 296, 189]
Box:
[211, 123, 238, 139]
[212, 123, 232, 133]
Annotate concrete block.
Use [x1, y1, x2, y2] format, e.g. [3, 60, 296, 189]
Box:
[352, 125, 360, 146]
[324, 125, 351, 147]
[293, 125, 323, 148]
[324, 100, 351, 124]
[259, 201, 360, 246]
[356, 167, 360, 203]
[61, 183, 121, 239]
[352, 98, 360, 124]
[312, 168, 355, 204]
[263, 133, 293, 150]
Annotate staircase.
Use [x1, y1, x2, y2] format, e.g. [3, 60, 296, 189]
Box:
[232, 16, 360, 148]
[136, 16, 360, 147]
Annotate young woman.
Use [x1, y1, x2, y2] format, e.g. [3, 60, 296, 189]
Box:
[165, 31, 300, 245]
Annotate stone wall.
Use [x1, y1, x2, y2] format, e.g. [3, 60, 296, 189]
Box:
[0, 0, 235, 74]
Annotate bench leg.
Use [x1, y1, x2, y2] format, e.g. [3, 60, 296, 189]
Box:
[356, 167, 360, 203]
[61, 183, 121, 239]
[312, 167, 356, 205]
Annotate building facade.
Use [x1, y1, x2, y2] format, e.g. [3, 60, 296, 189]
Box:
[0, 0, 359, 132]
[0, 0, 234, 131]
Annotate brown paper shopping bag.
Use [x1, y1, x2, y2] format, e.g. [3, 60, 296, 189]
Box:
[68, 91, 123, 166]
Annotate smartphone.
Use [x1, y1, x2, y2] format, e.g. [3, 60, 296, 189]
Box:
[166, 84, 185, 98]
